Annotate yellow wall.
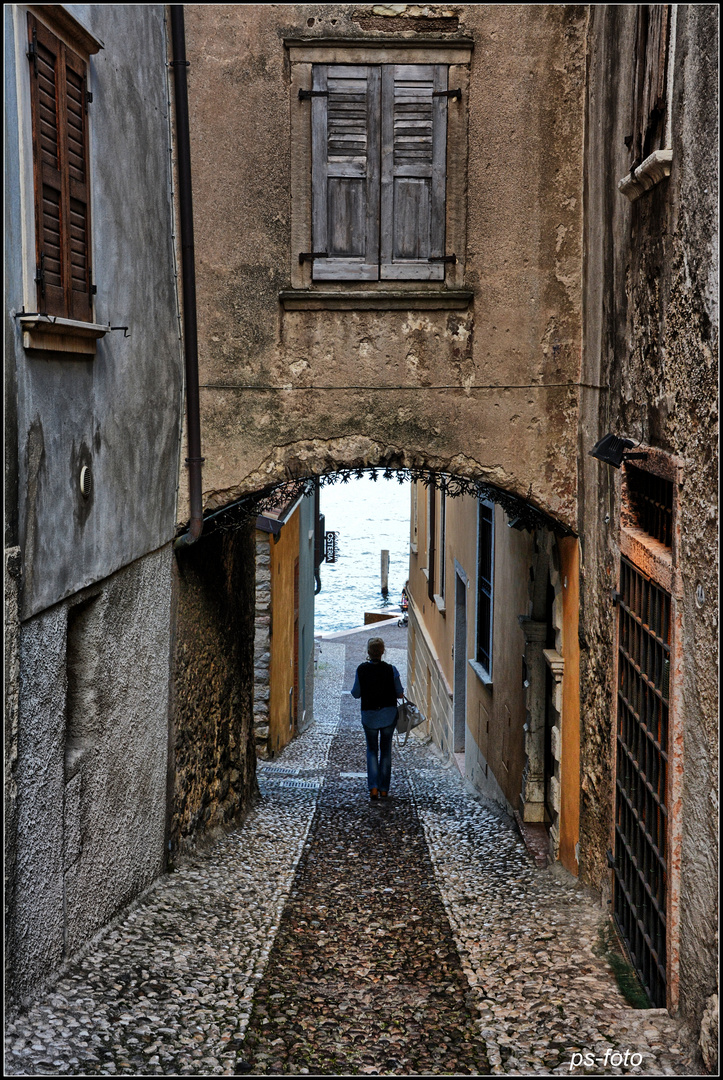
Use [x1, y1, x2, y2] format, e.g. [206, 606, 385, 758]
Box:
[268, 508, 300, 755]
[409, 484, 534, 808]
[410, 483, 581, 873]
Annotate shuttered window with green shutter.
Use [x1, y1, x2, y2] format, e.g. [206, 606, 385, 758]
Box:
[28, 13, 93, 321]
[311, 63, 449, 282]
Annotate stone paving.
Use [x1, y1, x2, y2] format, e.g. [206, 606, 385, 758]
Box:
[5, 626, 701, 1076]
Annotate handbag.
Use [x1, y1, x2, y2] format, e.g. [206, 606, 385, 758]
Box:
[395, 695, 425, 746]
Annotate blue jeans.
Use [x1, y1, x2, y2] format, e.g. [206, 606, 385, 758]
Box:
[362, 722, 395, 792]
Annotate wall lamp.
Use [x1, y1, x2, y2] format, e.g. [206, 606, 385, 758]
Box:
[589, 433, 648, 469]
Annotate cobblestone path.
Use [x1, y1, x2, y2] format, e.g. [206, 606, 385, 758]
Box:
[241, 637, 489, 1076]
[5, 626, 699, 1076]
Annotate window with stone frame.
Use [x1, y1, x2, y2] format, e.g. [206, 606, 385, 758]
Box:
[284, 38, 471, 307]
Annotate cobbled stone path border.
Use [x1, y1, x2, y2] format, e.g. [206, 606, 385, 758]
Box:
[5, 630, 701, 1076]
[239, 633, 489, 1076]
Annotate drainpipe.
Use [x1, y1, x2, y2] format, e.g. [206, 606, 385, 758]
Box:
[170, 6, 203, 549]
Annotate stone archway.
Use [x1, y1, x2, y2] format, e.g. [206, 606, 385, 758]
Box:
[185, 435, 578, 537]
[188, 439, 575, 542]
[172, 448, 578, 859]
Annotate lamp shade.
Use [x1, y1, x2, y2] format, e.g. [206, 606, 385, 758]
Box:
[588, 433, 637, 468]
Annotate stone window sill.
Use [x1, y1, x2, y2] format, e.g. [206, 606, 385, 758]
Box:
[433, 593, 446, 615]
[410, 542, 418, 555]
[618, 149, 673, 202]
[20, 315, 109, 356]
[469, 658, 492, 688]
[279, 289, 473, 311]
[620, 524, 675, 596]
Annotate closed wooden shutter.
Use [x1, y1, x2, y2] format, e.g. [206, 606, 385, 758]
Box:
[632, 5, 670, 165]
[29, 16, 65, 316]
[380, 65, 447, 281]
[311, 64, 381, 281]
[64, 46, 92, 321]
[28, 14, 92, 320]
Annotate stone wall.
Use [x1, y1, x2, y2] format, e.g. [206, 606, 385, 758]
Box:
[581, 2, 718, 1041]
[170, 525, 257, 854]
[9, 547, 174, 1006]
[253, 531, 272, 758]
[407, 601, 454, 756]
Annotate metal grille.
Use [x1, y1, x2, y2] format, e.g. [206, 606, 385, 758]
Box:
[614, 557, 671, 1007]
[625, 464, 673, 546]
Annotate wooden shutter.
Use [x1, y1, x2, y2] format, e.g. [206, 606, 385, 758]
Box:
[28, 14, 92, 320]
[311, 64, 381, 281]
[631, 5, 670, 165]
[64, 46, 92, 320]
[380, 65, 447, 281]
[29, 16, 65, 316]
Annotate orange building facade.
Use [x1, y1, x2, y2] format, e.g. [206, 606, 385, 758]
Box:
[253, 491, 317, 759]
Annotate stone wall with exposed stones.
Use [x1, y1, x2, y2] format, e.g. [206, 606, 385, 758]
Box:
[253, 531, 272, 758]
[580, 3, 718, 1048]
[170, 525, 258, 854]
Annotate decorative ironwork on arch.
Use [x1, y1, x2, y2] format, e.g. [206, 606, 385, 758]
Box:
[176, 466, 574, 543]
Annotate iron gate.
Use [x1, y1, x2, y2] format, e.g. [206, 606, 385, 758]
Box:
[614, 556, 671, 1007]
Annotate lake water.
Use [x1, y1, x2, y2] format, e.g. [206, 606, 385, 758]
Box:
[315, 475, 411, 635]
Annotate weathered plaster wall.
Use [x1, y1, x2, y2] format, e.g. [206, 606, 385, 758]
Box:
[5, 5, 185, 1008]
[10, 547, 174, 1005]
[581, 2, 718, 1037]
[181, 4, 585, 530]
[7, 5, 183, 620]
[170, 525, 257, 854]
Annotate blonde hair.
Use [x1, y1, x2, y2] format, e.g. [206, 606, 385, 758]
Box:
[367, 637, 385, 661]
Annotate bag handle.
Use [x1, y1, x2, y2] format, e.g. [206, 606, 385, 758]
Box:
[395, 695, 412, 748]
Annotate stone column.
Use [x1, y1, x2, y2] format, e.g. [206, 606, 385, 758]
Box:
[543, 648, 565, 860]
[518, 616, 548, 822]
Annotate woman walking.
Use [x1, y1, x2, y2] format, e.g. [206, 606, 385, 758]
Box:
[351, 637, 404, 799]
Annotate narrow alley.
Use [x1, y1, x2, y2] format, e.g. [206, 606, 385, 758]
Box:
[5, 624, 698, 1077]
